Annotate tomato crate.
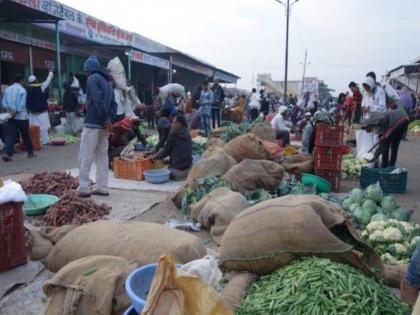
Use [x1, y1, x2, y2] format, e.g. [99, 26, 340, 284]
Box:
[0, 202, 27, 272]
[315, 170, 340, 193]
[314, 146, 342, 171]
[113, 157, 152, 181]
[315, 123, 345, 147]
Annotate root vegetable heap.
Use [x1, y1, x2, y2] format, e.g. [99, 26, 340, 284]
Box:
[38, 192, 111, 227]
[21, 171, 79, 197]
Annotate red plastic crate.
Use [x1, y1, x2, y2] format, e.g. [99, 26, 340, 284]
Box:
[314, 146, 342, 171]
[0, 202, 27, 272]
[315, 123, 345, 147]
[315, 170, 341, 193]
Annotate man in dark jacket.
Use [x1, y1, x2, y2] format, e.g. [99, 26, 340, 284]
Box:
[211, 80, 224, 128]
[78, 56, 117, 197]
[152, 115, 192, 180]
[361, 106, 409, 167]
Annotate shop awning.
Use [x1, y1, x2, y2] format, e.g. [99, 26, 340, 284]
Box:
[0, 0, 62, 23]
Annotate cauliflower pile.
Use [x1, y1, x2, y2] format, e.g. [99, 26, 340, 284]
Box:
[362, 219, 420, 265]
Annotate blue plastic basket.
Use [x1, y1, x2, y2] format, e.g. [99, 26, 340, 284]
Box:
[143, 169, 171, 184]
[125, 263, 182, 314]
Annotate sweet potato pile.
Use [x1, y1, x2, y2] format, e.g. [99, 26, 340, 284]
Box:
[37, 192, 111, 227]
[21, 171, 79, 197]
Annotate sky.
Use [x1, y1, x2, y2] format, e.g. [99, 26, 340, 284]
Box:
[59, 0, 420, 95]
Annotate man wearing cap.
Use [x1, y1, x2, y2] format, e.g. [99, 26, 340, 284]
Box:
[77, 56, 116, 198]
[271, 105, 292, 146]
[2, 74, 35, 162]
[26, 71, 53, 145]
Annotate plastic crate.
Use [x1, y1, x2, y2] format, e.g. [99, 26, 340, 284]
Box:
[0, 202, 27, 272]
[360, 166, 407, 193]
[113, 157, 152, 181]
[315, 123, 345, 147]
[315, 170, 340, 193]
[314, 146, 342, 171]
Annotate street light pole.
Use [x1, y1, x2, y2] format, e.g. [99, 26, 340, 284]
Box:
[283, 0, 290, 105]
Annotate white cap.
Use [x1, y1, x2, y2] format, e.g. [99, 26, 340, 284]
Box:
[278, 105, 288, 114]
[28, 75, 37, 83]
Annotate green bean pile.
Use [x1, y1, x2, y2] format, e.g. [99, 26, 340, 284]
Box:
[238, 257, 411, 315]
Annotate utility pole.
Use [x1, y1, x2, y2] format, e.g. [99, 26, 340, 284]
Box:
[275, 0, 299, 104]
[300, 48, 308, 96]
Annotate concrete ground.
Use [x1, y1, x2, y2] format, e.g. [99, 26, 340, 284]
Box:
[0, 136, 419, 314]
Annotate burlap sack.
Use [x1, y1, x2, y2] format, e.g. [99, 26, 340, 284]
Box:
[224, 133, 269, 162]
[219, 195, 383, 275]
[222, 272, 257, 313]
[251, 123, 276, 142]
[45, 221, 206, 272]
[186, 149, 236, 189]
[27, 230, 53, 261]
[282, 153, 314, 176]
[43, 255, 138, 315]
[222, 159, 284, 193]
[189, 188, 249, 245]
[142, 255, 233, 315]
[41, 225, 76, 244]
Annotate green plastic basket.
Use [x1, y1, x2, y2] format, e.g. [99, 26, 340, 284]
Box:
[24, 194, 59, 216]
[301, 173, 332, 193]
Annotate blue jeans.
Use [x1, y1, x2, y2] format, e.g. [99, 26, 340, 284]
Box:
[211, 107, 221, 129]
[406, 245, 420, 288]
[5, 119, 33, 156]
[199, 105, 211, 136]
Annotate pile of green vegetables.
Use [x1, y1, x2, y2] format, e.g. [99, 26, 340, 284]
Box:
[341, 153, 367, 180]
[362, 220, 420, 265]
[408, 120, 420, 133]
[238, 257, 411, 315]
[181, 176, 230, 215]
[192, 136, 207, 156]
[342, 183, 411, 229]
[221, 118, 269, 143]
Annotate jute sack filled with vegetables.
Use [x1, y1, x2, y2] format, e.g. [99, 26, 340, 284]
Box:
[186, 148, 237, 189]
[43, 255, 137, 315]
[45, 221, 206, 272]
[189, 187, 249, 245]
[250, 123, 276, 142]
[224, 133, 269, 162]
[219, 195, 383, 275]
[282, 153, 314, 176]
[222, 159, 284, 193]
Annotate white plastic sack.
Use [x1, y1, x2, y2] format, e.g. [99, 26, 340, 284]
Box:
[356, 129, 378, 160]
[0, 180, 26, 204]
[159, 83, 186, 99]
[180, 255, 222, 289]
[107, 57, 127, 90]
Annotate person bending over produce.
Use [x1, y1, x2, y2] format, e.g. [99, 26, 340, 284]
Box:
[361, 106, 409, 167]
[151, 115, 192, 180]
[154, 108, 172, 152]
[271, 105, 292, 146]
[108, 117, 148, 168]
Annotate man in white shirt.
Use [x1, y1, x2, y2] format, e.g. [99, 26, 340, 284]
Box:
[271, 105, 292, 146]
[248, 88, 260, 121]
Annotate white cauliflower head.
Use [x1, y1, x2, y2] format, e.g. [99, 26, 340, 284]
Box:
[366, 221, 386, 232]
[383, 227, 403, 242]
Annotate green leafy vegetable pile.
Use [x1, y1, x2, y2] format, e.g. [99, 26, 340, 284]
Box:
[180, 176, 230, 215]
[238, 257, 411, 315]
[362, 219, 420, 265]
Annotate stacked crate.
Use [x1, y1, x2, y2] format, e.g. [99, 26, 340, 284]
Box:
[314, 123, 345, 192]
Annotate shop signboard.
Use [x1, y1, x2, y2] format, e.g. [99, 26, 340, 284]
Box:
[131, 50, 170, 70]
[303, 77, 319, 94]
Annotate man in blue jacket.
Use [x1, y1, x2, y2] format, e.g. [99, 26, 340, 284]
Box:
[78, 56, 116, 197]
